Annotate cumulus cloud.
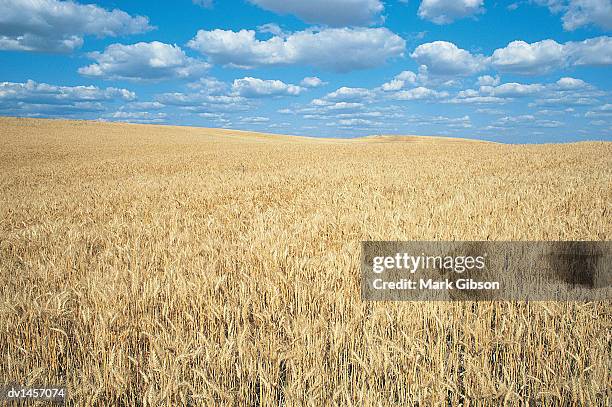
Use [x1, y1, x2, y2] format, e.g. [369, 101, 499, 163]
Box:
[529, 77, 604, 107]
[307, 88, 376, 115]
[105, 111, 167, 123]
[240, 116, 270, 124]
[411, 36, 611, 78]
[400, 114, 473, 129]
[381, 79, 406, 92]
[308, 101, 365, 113]
[531, 95, 600, 107]
[0, 79, 135, 115]
[78, 42, 210, 81]
[120, 101, 166, 110]
[187, 77, 228, 94]
[0, 79, 135, 103]
[246, 0, 384, 26]
[418, 0, 485, 24]
[391, 87, 449, 100]
[490, 39, 567, 75]
[488, 83, 545, 97]
[0, 0, 152, 53]
[293, 97, 369, 119]
[449, 88, 508, 104]
[585, 104, 612, 118]
[187, 27, 405, 72]
[493, 115, 564, 128]
[381, 71, 419, 91]
[231, 77, 304, 98]
[300, 77, 327, 88]
[556, 77, 588, 89]
[396, 71, 419, 83]
[452, 76, 598, 106]
[535, 0, 612, 31]
[155, 92, 249, 113]
[411, 41, 488, 76]
[334, 118, 381, 127]
[256, 23, 286, 36]
[477, 75, 501, 86]
[321, 87, 375, 102]
[408, 36, 611, 79]
[566, 36, 612, 66]
[491, 36, 612, 74]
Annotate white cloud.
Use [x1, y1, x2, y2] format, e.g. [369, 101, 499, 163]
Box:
[563, 0, 612, 30]
[198, 112, 228, 121]
[297, 99, 367, 118]
[257, 23, 286, 36]
[0, 79, 135, 115]
[556, 77, 588, 89]
[231, 77, 304, 97]
[535, 0, 612, 31]
[494, 115, 535, 125]
[530, 78, 604, 106]
[381, 70, 419, 91]
[322, 87, 375, 102]
[121, 101, 165, 110]
[418, 0, 485, 24]
[0, 0, 152, 53]
[409, 36, 611, 78]
[449, 88, 507, 104]
[0, 79, 135, 103]
[156, 92, 249, 112]
[477, 75, 500, 86]
[106, 111, 167, 123]
[396, 71, 419, 83]
[78, 42, 210, 81]
[453, 76, 599, 106]
[425, 115, 472, 128]
[452, 96, 507, 104]
[491, 36, 612, 75]
[300, 77, 327, 88]
[381, 79, 406, 92]
[491, 39, 566, 75]
[566, 36, 612, 66]
[335, 118, 381, 127]
[240, 116, 270, 123]
[489, 83, 545, 97]
[507, 2, 520, 11]
[411, 41, 488, 76]
[246, 0, 384, 26]
[391, 86, 449, 100]
[310, 102, 365, 112]
[531, 96, 600, 107]
[187, 77, 228, 94]
[193, 0, 214, 8]
[585, 104, 612, 118]
[494, 115, 564, 128]
[476, 108, 505, 114]
[187, 27, 405, 72]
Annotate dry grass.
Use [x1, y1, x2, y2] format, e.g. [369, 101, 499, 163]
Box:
[1, 117, 610, 405]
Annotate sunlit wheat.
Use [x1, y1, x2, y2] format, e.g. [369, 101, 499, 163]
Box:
[1, 117, 610, 405]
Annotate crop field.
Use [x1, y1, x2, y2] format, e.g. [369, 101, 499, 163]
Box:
[1, 117, 610, 405]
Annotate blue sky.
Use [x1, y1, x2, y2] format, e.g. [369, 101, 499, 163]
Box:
[0, 0, 610, 142]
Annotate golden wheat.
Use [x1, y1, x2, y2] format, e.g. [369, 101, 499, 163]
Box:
[0, 117, 610, 405]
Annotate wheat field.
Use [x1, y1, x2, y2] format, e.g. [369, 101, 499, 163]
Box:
[0, 117, 610, 405]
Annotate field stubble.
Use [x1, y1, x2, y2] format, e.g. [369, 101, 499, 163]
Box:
[0, 117, 611, 405]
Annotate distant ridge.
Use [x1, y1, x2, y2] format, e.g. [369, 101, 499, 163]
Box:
[2, 116, 608, 145]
